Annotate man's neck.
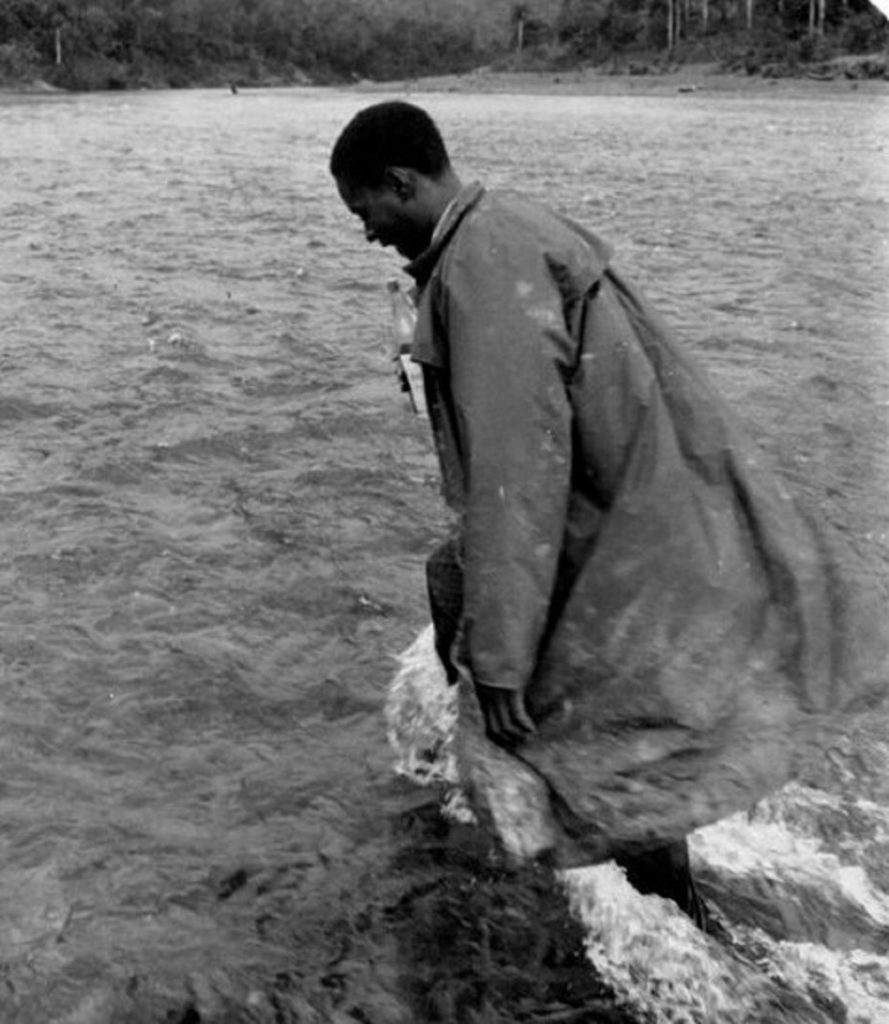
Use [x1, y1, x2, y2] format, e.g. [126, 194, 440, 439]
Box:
[425, 169, 463, 227]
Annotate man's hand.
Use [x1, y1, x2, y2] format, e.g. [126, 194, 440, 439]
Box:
[475, 683, 536, 747]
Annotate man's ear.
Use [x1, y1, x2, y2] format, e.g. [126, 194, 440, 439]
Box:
[383, 167, 416, 202]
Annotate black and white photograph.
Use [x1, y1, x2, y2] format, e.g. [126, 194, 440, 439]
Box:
[2, 2, 888, 1020]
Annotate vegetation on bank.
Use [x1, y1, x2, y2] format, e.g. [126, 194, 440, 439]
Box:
[0, 0, 886, 92]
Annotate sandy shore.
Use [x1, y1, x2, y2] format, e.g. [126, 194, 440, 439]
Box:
[354, 61, 889, 98]
[4, 59, 886, 98]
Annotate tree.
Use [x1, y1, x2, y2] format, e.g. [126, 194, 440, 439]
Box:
[512, 2, 527, 54]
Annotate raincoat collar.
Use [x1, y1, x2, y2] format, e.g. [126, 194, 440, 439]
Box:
[404, 182, 485, 286]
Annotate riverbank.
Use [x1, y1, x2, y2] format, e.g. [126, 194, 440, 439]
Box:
[3, 52, 887, 97]
[352, 55, 889, 99]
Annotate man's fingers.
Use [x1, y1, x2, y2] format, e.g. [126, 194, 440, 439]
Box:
[480, 690, 506, 742]
[490, 695, 510, 740]
[508, 691, 536, 735]
[477, 685, 535, 745]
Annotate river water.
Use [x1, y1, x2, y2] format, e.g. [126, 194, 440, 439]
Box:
[1, 84, 888, 1023]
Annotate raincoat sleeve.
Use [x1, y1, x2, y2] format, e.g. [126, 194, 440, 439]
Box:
[441, 226, 579, 692]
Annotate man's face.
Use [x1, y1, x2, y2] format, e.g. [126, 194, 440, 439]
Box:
[336, 176, 431, 261]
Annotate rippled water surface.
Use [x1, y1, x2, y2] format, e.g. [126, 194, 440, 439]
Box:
[1, 85, 888, 1020]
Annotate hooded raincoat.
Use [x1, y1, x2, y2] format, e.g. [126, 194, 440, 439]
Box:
[405, 184, 887, 862]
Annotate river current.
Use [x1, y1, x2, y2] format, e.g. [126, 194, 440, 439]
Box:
[1, 83, 888, 1022]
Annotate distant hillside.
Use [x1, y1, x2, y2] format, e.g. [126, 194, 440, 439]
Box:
[0, 0, 886, 91]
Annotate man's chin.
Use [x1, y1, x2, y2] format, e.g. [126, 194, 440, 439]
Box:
[394, 242, 423, 261]
[379, 239, 406, 258]
[381, 236, 424, 261]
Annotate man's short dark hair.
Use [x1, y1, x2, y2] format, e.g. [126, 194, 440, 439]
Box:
[330, 101, 451, 188]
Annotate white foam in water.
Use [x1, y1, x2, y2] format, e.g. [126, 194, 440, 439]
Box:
[385, 625, 460, 788]
[386, 625, 889, 1023]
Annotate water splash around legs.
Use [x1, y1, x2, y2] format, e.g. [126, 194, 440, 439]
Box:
[386, 625, 889, 1023]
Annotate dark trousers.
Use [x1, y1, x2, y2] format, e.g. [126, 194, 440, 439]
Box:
[615, 841, 712, 931]
[425, 536, 464, 686]
[425, 539, 712, 931]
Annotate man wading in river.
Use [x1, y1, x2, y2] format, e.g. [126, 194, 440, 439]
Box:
[329, 101, 887, 929]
